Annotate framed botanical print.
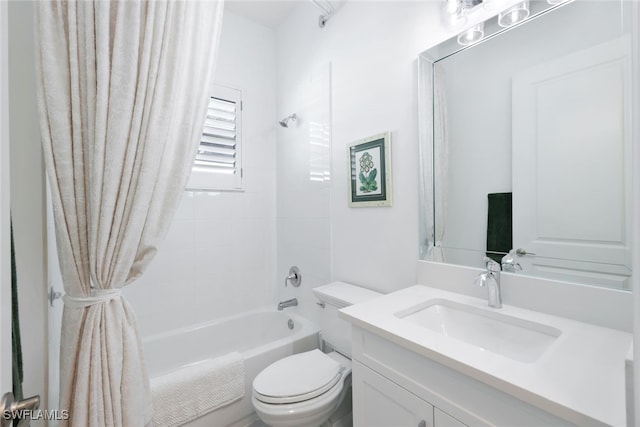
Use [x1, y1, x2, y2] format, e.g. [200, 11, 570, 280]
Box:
[348, 132, 392, 207]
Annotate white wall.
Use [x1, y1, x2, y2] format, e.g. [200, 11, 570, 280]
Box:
[276, 62, 332, 324]
[125, 10, 278, 337]
[8, 0, 48, 413]
[275, 0, 453, 312]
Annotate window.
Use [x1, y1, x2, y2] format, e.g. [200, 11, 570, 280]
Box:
[187, 84, 243, 191]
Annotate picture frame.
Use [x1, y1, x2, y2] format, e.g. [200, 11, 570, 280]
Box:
[348, 132, 392, 207]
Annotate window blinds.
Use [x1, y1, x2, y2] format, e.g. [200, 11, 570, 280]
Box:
[196, 97, 238, 174]
[187, 84, 243, 191]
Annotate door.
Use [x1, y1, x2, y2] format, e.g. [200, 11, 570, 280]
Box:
[352, 361, 433, 427]
[512, 38, 632, 289]
[0, 0, 13, 398]
[1, 4, 43, 421]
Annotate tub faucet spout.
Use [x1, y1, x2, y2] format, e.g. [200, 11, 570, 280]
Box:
[278, 298, 298, 311]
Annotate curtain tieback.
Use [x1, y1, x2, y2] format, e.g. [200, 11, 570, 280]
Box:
[63, 288, 123, 308]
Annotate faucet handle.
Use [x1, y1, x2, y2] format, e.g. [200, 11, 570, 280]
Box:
[284, 266, 302, 287]
[483, 257, 501, 272]
[474, 272, 488, 287]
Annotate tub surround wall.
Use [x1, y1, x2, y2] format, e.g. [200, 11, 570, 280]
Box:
[276, 62, 333, 326]
[125, 11, 278, 337]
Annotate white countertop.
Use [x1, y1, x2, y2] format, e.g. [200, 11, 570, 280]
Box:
[339, 285, 632, 426]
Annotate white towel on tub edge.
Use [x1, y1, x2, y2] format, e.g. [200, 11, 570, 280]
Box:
[151, 351, 245, 427]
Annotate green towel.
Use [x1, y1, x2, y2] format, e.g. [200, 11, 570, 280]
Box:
[11, 219, 23, 401]
[486, 193, 512, 264]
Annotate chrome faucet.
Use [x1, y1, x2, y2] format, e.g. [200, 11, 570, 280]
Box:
[474, 258, 502, 308]
[501, 249, 522, 273]
[277, 298, 298, 311]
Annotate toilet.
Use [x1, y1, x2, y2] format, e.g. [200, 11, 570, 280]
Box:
[251, 282, 381, 427]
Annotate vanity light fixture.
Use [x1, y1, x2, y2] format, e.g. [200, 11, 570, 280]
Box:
[445, 0, 463, 16]
[481, 0, 498, 11]
[457, 22, 485, 46]
[445, 12, 469, 29]
[498, 0, 530, 27]
[442, 0, 484, 29]
[443, 0, 468, 29]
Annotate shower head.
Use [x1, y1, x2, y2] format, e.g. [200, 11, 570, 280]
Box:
[279, 113, 297, 128]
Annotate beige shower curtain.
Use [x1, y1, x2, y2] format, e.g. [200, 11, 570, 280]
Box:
[34, 1, 224, 425]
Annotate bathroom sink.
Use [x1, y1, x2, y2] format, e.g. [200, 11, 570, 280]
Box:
[395, 299, 561, 363]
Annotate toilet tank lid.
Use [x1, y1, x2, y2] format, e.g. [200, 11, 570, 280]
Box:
[312, 282, 382, 308]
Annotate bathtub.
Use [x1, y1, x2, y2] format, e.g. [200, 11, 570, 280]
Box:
[143, 310, 319, 427]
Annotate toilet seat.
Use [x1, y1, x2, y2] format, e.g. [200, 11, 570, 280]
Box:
[253, 350, 343, 405]
[251, 374, 348, 427]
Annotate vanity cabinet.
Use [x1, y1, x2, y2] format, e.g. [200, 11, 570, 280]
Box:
[353, 360, 466, 427]
[350, 327, 574, 427]
[353, 361, 435, 427]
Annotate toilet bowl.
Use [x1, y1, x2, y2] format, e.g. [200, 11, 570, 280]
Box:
[252, 350, 352, 427]
[252, 282, 382, 427]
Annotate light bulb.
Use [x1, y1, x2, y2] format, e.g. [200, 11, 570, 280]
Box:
[498, 0, 530, 27]
[457, 22, 485, 46]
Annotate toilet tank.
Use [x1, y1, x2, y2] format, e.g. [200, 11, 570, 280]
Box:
[312, 282, 382, 357]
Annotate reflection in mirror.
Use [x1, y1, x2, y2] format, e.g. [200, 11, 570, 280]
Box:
[418, 0, 634, 290]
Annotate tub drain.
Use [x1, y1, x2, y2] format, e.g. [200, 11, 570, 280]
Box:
[287, 318, 294, 330]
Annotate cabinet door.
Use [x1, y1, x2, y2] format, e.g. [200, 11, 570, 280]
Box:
[434, 408, 467, 427]
[353, 361, 433, 427]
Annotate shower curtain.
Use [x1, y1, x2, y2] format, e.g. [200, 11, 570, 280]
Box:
[34, 1, 223, 425]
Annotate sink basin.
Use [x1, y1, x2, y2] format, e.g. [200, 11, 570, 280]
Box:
[395, 299, 561, 363]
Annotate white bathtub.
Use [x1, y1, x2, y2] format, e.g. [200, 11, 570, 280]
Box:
[143, 310, 319, 427]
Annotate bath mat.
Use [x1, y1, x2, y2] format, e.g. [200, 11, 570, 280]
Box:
[151, 351, 245, 426]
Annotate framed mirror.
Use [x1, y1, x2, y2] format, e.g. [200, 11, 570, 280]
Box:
[418, 0, 635, 290]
